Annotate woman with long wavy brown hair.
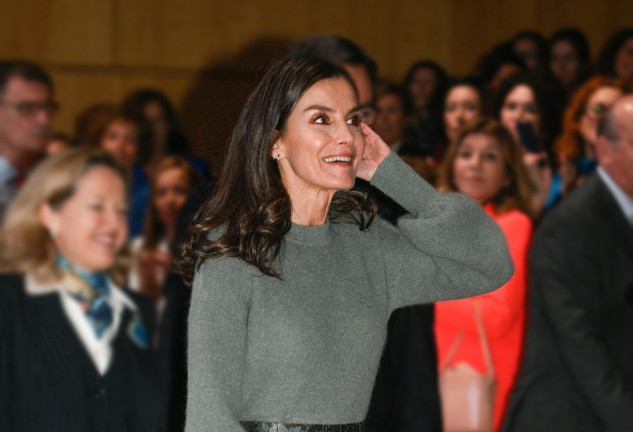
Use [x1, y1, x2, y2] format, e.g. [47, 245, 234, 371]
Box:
[178, 57, 513, 432]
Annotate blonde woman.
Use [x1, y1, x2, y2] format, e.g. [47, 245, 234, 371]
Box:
[0, 148, 165, 432]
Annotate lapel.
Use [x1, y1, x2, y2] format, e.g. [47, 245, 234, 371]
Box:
[25, 292, 102, 381]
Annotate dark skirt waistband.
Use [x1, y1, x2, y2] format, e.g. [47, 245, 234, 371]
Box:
[241, 421, 365, 432]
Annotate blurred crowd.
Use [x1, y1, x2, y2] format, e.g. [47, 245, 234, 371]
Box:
[1, 25, 633, 432]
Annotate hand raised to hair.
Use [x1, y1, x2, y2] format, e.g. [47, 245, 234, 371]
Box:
[356, 122, 392, 182]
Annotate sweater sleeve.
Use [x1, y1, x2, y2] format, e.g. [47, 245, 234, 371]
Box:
[435, 211, 533, 339]
[369, 153, 514, 311]
[185, 257, 252, 432]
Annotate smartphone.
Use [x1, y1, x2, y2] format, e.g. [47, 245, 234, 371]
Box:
[516, 122, 542, 153]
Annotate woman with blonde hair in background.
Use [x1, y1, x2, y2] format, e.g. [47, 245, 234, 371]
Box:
[0, 147, 165, 432]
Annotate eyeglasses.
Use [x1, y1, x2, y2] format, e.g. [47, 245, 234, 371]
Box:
[0, 100, 60, 117]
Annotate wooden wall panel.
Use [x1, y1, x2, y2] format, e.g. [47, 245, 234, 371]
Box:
[2, 0, 632, 172]
[0, 0, 113, 64]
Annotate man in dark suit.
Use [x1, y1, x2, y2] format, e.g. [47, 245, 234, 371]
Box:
[503, 95, 633, 431]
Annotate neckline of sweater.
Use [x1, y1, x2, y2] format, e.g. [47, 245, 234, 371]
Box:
[285, 219, 334, 246]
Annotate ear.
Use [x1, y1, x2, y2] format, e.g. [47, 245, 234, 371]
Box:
[271, 133, 284, 160]
[38, 203, 61, 238]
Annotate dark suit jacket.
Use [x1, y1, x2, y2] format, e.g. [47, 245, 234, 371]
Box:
[0, 273, 166, 432]
[502, 174, 633, 432]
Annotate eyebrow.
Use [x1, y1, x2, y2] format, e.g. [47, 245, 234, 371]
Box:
[303, 104, 362, 116]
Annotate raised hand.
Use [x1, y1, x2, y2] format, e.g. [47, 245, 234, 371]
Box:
[356, 122, 392, 181]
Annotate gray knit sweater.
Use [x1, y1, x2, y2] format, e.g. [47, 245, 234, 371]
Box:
[186, 153, 513, 431]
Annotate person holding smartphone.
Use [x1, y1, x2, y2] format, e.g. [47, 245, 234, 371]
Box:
[496, 73, 556, 218]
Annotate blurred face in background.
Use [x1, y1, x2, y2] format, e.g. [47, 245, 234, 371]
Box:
[408, 67, 437, 112]
[500, 84, 540, 140]
[514, 37, 540, 71]
[580, 86, 623, 146]
[452, 132, 508, 205]
[0, 77, 55, 168]
[143, 100, 168, 153]
[374, 92, 405, 148]
[100, 119, 139, 169]
[153, 166, 190, 235]
[615, 38, 633, 82]
[40, 166, 128, 273]
[550, 40, 580, 86]
[444, 85, 481, 142]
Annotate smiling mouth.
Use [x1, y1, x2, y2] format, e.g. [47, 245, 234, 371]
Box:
[323, 156, 353, 163]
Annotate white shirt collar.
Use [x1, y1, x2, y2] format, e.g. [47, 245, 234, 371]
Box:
[598, 167, 633, 225]
[25, 274, 138, 375]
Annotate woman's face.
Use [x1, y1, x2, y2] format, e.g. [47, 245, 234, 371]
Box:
[453, 132, 508, 205]
[374, 93, 405, 148]
[500, 84, 540, 140]
[40, 166, 128, 273]
[580, 86, 623, 146]
[275, 77, 364, 198]
[100, 119, 138, 168]
[514, 37, 540, 71]
[615, 37, 633, 82]
[144, 100, 169, 152]
[550, 39, 580, 86]
[408, 67, 437, 110]
[444, 85, 481, 142]
[153, 167, 190, 234]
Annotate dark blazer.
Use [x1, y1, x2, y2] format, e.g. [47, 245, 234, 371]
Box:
[0, 273, 166, 432]
[502, 174, 633, 432]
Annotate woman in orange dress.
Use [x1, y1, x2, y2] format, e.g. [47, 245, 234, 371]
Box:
[435, 117, 535, 431]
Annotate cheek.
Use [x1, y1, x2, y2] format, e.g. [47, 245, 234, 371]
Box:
[484, 162, 507, 189]
[500, 108, 514, 124]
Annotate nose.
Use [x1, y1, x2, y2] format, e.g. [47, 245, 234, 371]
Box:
[337, 119, 355, 145]
[35, 109, 52, 128]
[103, 205, 127, 234]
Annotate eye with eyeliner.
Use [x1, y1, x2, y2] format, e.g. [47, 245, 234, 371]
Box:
[347, 113, 362, 127]
[312, 113, 330, 125]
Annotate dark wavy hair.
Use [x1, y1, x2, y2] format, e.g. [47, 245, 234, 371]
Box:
[120, 88, 191, 155]
[177, 57, 376, 282]
[597, 28, 633, 79]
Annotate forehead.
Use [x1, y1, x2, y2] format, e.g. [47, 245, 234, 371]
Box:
[552, 39, 575, 53]
[295, 78, 358, 112]
[507, 84, 535, 102]
[460, 132, 500, 149]
[447, 85, 479, 100]
[74, 165, 126, 195]
[156, 166, 187, 184]
[588, 86, 622, 104]
[2, 76, 51, 101]
[377, 92, 401, 105]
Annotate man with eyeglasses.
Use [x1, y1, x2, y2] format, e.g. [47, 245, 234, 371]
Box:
[0, 59, 57, 221]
